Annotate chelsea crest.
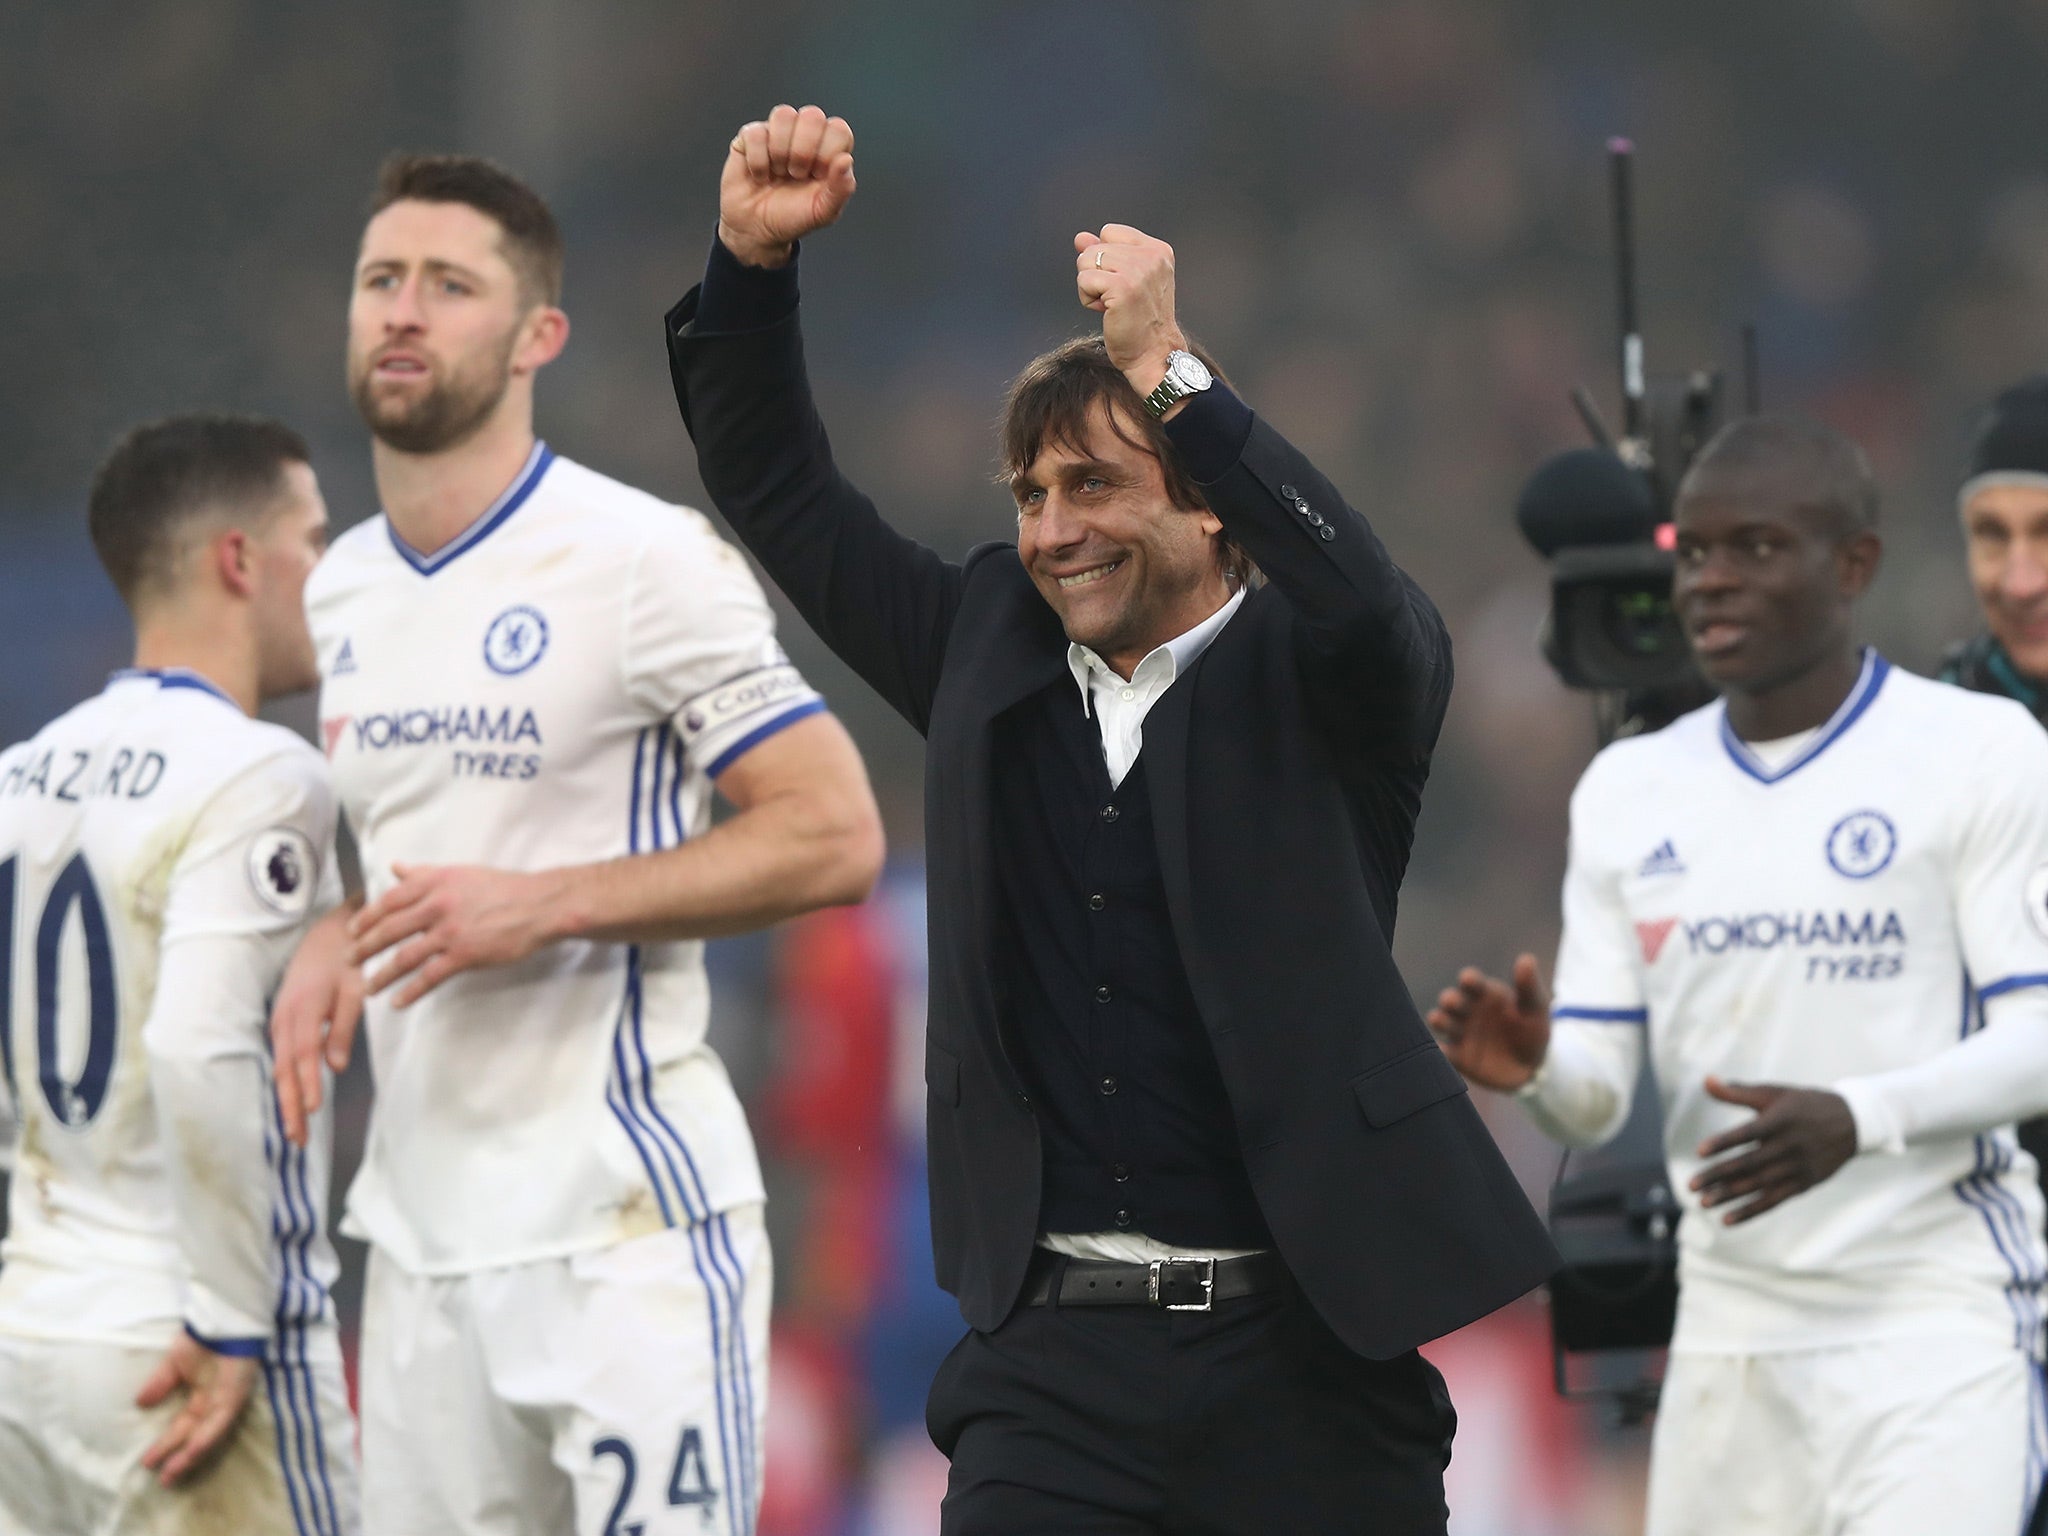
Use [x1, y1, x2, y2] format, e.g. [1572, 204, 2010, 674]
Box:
[1826, 809, 1896, 880]
[484, 605, 549, 676]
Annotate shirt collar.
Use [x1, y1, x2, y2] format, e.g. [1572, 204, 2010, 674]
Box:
[107, 667, 241, 709]
[1716, 648, 1890, 785]
[1067, 586, 1247, 714]
[385, 440, 554, 577]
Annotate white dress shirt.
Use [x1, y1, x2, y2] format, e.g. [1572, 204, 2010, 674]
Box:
[1044, 586, 1263, 1265]
[1066, 587, 1246, 788]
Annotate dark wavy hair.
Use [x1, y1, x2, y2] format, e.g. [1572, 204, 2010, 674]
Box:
[997, 336, 1255, 586]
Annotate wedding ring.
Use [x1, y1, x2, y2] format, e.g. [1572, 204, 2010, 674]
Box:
[1093, 248, 1105, 269]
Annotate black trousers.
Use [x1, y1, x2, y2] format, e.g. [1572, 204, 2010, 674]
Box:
[925, 1259, 1456, 1535]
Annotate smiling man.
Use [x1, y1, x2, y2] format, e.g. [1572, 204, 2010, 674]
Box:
[665, 105, 1555, 1534]
[269, 153, 884, 1536]
[1949, 375, 2048, 708]
[1943, 376, 2048, 1233]
[1431, 416, 2048, 1536]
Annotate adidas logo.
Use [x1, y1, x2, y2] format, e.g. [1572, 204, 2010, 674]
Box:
[1637, 839, 1685, 878]
[332, 638, 357, 677]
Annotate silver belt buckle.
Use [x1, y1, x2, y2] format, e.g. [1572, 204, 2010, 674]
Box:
[1147, 1256, 1216, 1311]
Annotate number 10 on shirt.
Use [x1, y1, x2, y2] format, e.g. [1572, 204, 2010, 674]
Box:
[0, 853, 120, 1129]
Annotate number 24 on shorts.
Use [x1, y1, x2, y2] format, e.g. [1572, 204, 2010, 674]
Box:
[592, 1426, 721, 1534]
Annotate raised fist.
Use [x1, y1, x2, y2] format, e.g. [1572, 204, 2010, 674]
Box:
[719, 104, 856, 269]
[1074, 224, 1189, 397]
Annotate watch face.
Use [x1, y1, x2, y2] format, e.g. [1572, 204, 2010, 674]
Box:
[1169, 351, 1212, 392]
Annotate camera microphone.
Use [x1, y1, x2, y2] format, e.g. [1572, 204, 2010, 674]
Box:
[1515, 448, 1658, 558]
[1514, 446, 1689, 695]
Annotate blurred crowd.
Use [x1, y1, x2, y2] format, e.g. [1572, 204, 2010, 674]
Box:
[12, 1, 2048, 1530]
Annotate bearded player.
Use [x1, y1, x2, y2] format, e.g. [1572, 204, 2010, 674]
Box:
[271, 154, 883, 1536]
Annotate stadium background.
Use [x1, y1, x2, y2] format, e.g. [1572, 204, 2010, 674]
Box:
[5, 2, 2047, 1530]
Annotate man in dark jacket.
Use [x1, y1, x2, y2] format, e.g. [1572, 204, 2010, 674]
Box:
[666, 103, 1555, 1535]
[1943, 373, 2048, 1226]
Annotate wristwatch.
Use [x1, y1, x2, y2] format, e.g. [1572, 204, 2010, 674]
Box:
[1142, 349, 1213, 419]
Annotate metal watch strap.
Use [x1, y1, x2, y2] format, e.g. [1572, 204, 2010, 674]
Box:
[1142, 349, 1211, 418]
[1143, 370, 1186, 419]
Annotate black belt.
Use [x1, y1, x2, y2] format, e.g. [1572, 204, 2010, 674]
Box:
[1023, 1247, 1288, 1312]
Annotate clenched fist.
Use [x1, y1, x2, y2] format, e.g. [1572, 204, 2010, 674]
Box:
[1074, 224, 1190, 406]
[719, 104, 856, 269]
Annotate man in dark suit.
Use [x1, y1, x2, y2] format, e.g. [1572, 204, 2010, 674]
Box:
[665, 103, 1557, 1535]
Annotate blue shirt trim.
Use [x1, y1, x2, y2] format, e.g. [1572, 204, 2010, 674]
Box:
[184, 1323, 267, 1357]
[1552, 1005, 1648, 1024]
[1979, 973, 2048, 1003]
[108, 667, 240, 709]
[704, 699, 827, 780]
[385, 441, 554, 576]
[1718, 649, 1890, 786]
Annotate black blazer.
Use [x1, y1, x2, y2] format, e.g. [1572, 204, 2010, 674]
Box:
[666, 284, 1557, 1359]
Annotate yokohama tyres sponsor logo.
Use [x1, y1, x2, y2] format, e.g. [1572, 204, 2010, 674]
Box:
[1636, 919, 1677, 964]
[344, 705, 543, 751]
[1681, 909, 1905, 955]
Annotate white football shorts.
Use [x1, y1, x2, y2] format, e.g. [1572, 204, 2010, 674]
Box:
[0, 1327, 359, 1536]
[360, 1206, 770, 1536]
[1646, 1331, 2046, 1536]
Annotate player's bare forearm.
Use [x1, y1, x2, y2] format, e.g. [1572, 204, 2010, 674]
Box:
[553, 779, 882, 944]
[569, 711, 881, 939]
[353, 713, 882, 1004]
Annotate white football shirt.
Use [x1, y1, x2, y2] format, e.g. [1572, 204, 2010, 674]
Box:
[308, 444, 825, 1274]
[0, 670, 342, 1351]
[1538, 654, 2048, 1353]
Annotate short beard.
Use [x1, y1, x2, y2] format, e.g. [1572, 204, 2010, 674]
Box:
[349, 336, 516, 456]
[1049, 588, 1144, 661]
